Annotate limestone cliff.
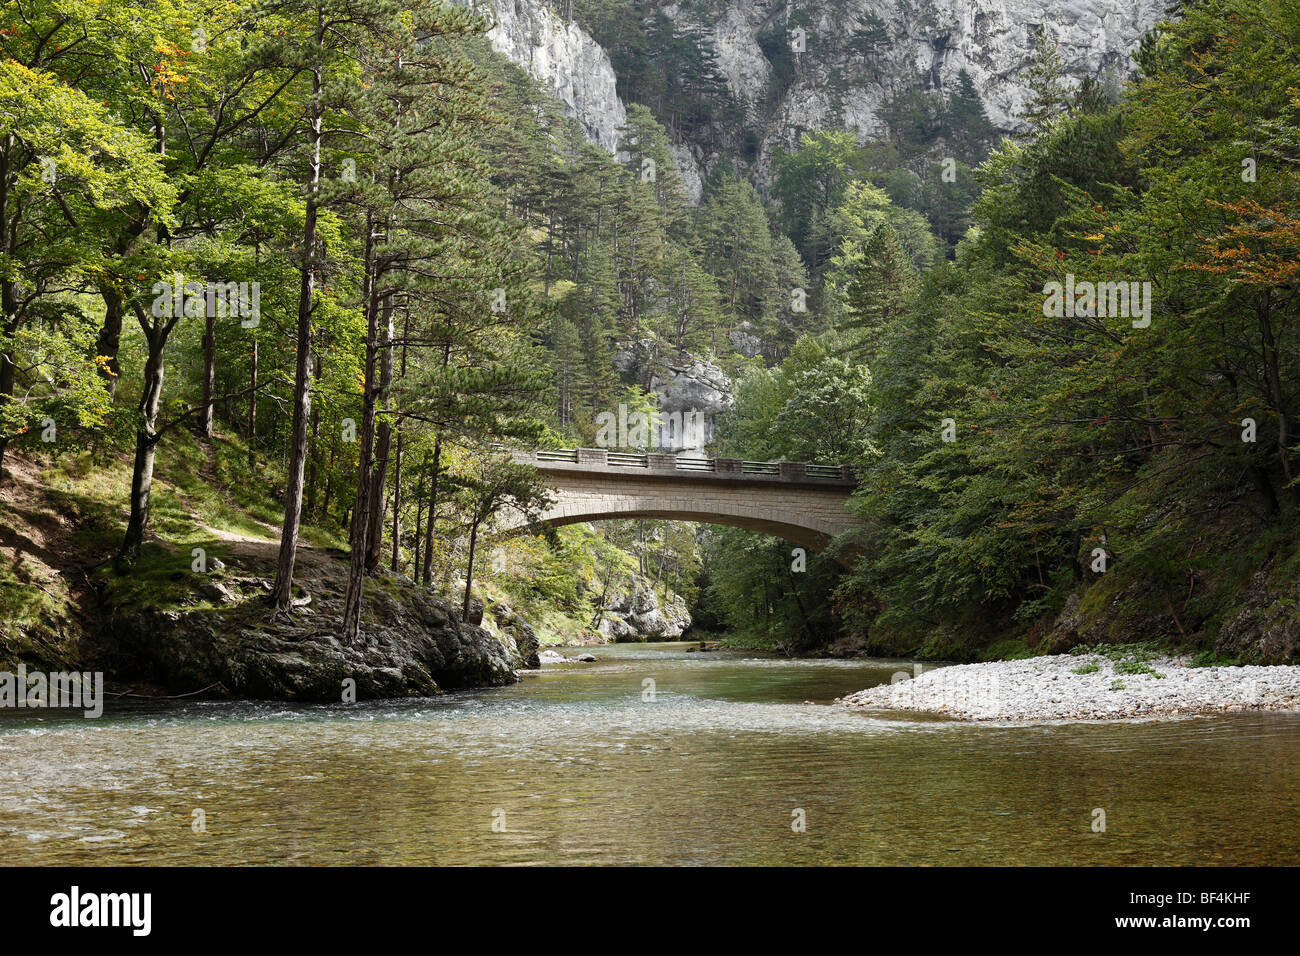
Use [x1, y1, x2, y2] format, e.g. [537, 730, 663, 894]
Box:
[595, 574, 693, 641]
[460, 0, 627, 150]
[669, 0, 1165, 183]
[465, 0, 1164, 199]
[615, 340, 734, 454]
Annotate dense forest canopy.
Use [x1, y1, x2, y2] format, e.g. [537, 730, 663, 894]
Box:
[2, 0, 1298, 664]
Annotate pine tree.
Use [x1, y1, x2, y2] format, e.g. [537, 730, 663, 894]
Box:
[700, 176, 775, 329]
[1018, 26, 1070, 137]
[334, 4, 547, 641]
[837, 224, 918, 359]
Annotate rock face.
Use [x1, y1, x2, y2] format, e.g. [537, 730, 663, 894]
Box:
[1214, 572, 1300, 665]
[727, 323, 763, 359]
[681, 0, 1164, 179]
[595, 577, 692, 641]
[467, 0, 1163, 199]
[484, 599, 542, 668]
[1042, 574, 1300, 666]
[463, 0, 627, 151]
[98, 548, 526, 701]
[615, 341, 734, 453]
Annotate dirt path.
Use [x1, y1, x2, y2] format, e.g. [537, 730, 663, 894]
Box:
[185, 435, 311, 549]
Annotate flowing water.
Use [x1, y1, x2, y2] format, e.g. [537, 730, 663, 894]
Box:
[1, 642, 1297, 865]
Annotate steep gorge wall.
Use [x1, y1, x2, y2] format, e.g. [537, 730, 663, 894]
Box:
[466, 0, 1165, 199]
[676, 0, 1165, 175]
[461, 0, 628, 150]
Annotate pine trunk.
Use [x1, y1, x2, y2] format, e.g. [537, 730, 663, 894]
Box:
[363, 294, 395, 572]
[198, 311, 217, 438]
[270, 52, 324, 614]
[421, 437, 441, 585]
[341, 220, 380, 642]
[461, 513, 480, 622]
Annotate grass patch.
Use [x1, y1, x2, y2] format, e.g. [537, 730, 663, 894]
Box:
[0, 553, 73, 667]
[1114, 658, 1165, 678]
[1070, 641, 1168, 677]
[95, 538, 235, 613]
[1190, 649, 1243, 668]
[1092, 640, 1163, 663]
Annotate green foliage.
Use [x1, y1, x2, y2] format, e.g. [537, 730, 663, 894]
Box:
[1115, 659, 1164, 678]
[8, 0, 1299, 667]
[1190, 650, 1243, 668]
[772, 129, 862, 276]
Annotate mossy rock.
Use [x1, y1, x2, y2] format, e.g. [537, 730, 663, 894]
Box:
[96, 543, 524, 701]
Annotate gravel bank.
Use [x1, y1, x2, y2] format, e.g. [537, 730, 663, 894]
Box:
[836, 653, 1300, 721]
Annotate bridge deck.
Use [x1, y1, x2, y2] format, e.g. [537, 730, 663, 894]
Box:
[509, 448, 857, 489]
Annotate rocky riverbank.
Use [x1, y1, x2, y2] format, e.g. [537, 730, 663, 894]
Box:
[836, 652, 1300, 721]
[590, 570, 691, 642]
[96, 541, 530, 701]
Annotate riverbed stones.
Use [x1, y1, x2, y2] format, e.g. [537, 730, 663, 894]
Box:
[836, 653, 1300, 721]
[538, 649, 597, 664]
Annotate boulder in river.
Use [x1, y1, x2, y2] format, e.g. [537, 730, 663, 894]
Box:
[538, 649, 597, 664]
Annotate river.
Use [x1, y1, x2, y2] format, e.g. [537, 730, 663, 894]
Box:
[2, 642, 1297, 865]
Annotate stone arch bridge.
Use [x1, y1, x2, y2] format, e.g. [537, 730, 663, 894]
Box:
[501, 448, 864, 562]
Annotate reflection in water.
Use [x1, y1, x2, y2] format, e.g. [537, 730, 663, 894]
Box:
[1, 643, 1297, 865]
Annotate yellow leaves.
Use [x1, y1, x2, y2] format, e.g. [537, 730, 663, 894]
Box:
[151, 63, 188, 99]
[150, 37, 190, 100]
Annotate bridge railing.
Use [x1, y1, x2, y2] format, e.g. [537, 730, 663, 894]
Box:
[674, 458, 715, 473]
[606, 451, 647, 467]
[509, 445, 855, 482]
[535, 448, 579, 463]
[805, 464, 844, 479]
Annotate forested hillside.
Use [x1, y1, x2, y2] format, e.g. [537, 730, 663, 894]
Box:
[708, 0, 1300, 663]
[1, 0, 1298, 678]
